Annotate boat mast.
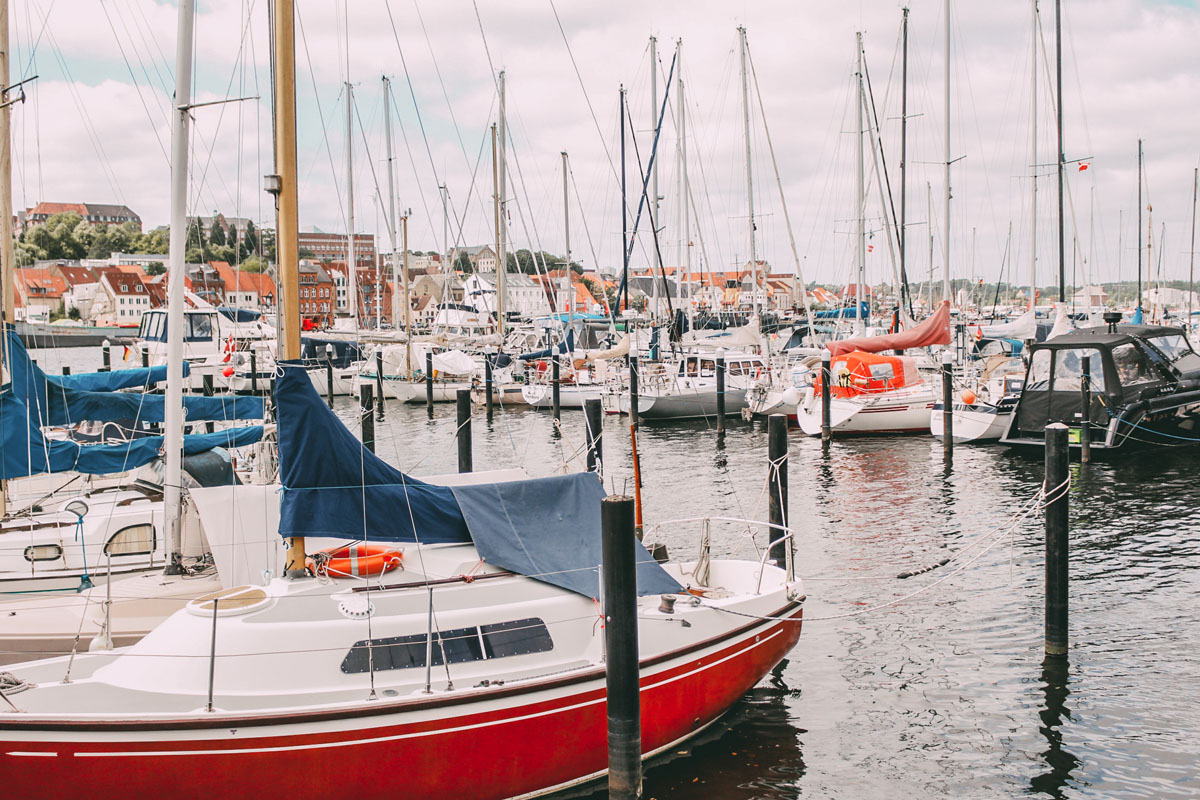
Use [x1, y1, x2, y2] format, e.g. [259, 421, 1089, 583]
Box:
[274, 0, 304, 575]
[401, 212, 411, 371]
[562, 151, 573, 327]
[497, 70, 507, 342]
[1190, 167, 1197, 323]
[649, 36, 659, 319]
[0, 0, 14, 517]
[1138, 139, 1143, 315]
[620, 85, 628, 314]
[737, 27, 759, 317]
[345, 80, 356, 326]
[899, 6, 910, 320]
[1055, 0, 1065, 303]
[942, 0, 951, 304]
[855, 32, 866, 334]
[383, 75, 408, 371]
[676, 40, 688, 300]
[163, 0, 196, 574]
[1030, 0, 1038, 311]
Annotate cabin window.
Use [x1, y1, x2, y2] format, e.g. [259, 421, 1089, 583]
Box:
[868, 363, 896, 383]
[1051, 349, 1106, 392]
[24, 544, 63, 562]
[186, 314, 214, 342]
[1112, 344, 1156, 387]
[105, 524, 156, 556]
[1027, 350, 1052, 390]
[727, 361, 743, 376]
[699, 359, 715, 377]
[340, 618, 553, 674]
[1147, 334, 1190, 361]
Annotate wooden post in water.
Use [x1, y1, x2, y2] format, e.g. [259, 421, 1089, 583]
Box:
[715, 348, 726, 434]
[250, 350, 259, 395]
[324, 343, 335, 408]
[768, 413, 791, 574]
[360, 384, 375, 454]
[941, 349, 954, 459]
[202, 374, 215, 434]
[374, 345, 385, 420]
[424, 351, 434, 415]
[601, 494, 641, 800]
[551, 355, 561, 424]
[456, 388, 472, 473]
[484, 353, 495, 420]
[1080, 358, 1092, 463]
[142, 348, 150, 369]
[628, 355, 639, 429]
[820, 349, 832, 442]
[1044, 423, 1069, 658]
[585, 398, 603, 477]
[101, 339, 111, 372]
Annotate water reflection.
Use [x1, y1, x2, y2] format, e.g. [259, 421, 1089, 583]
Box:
[1030, 657, 1079, 798]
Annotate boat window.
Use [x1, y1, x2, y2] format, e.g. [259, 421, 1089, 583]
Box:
[1147, 334, 1191, 362]
[341, 618, 553, 674]
[1027, 350, 1052, 390]
[699, 359, 715, 377]
[727, 361, 743, 376]
[105, 524, 156, 556]
[24, 544, 63, 562]
[186, 314, 214, 342]
[1051, 349, 1106, 392]
[1112, 343, 1157, 387]
[868, 363, 896, 382]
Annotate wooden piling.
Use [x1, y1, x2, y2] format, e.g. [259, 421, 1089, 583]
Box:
[250, 350, 259, 395]
[360, 384, 375, 454]
[715, 349, 726, 435]
[1080, 359, 1092, 463]
[601, 494, 642, 800]
[61, 365, 70, 376]
[201, 374, 215, 434]
[768, 413, 790, 572]
[585, 397, 603, 477]
[374, 346, 385, 420]
[942, 350, 954, 459]
[425, 351, 434, 415]
[101, 339, 111, 372]
[484, 354, 495, 419]
[325, 357, 335, 409]
[456, 388, 473, 473]
[820, 349, 832, 442]
[551, 355, 561, 424]
[1044, 423, 1069, 658]
[628, 355, 639, 429]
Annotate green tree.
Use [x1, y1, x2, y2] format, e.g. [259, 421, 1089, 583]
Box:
[227, 224, 238, 257]
[209, 220, 226, 248]
[242, 220, 258, 257]
[240, 255, 267, 273]
[454, 251, 472, 272]
[145, 262, 166, 276]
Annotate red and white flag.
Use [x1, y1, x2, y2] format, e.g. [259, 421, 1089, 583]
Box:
[1078, 162, 1090, 172]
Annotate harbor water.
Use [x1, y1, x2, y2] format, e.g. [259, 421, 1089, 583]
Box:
[32, 348, 1200, 799]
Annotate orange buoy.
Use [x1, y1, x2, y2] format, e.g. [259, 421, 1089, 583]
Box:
[222, 366, 235, 378]
[960, 389, 977, 406]
[306, 544, 403, 578]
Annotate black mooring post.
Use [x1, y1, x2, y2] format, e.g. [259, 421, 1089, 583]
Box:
[374, 347, 386, 420]
[484, 354, 495, 420]
[61, 365, 71, 376]
[325, 359, 335, 409]
[250, 350, 259, 395]
[1044, 423, 1069, 658]
[768, 413, 790, 572]
[425, 351, 434, 415]
[101, 339, 111, 372]
[715, 349, 726, 434]
[141, 348, 150, 369]
[360, 384, 375, 454]
[456, 388, 473, 473]
[585, 397, 603, 477]
[942, 350, 954, 459]
[602, 494, 642, 800]
[1080, 358, 1092, 463]
[628, 355, 639, 429]
[202, 373, 215, 434]
[551, 355, 561, 425]
[820, 350, 832, 442]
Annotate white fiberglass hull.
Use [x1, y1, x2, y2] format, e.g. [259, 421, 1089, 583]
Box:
[796, 386, 936, 436]
[521, 383, 603, 409]
[930, 402, 1013, 443]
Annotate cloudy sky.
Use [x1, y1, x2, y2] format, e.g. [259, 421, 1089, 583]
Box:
[8, 0, 1200, 291]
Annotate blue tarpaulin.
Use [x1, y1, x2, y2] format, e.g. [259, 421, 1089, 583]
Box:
[274, 362, 680, 597]
[813, 302, 870, 319]
[6, 330, 263, 425]
[58, 362, 188, 392]
[0, 387, 264, 480]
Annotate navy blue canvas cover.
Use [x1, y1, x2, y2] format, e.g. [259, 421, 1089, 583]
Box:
[274, 362, 681, 596]
[58, 362, 185, 392]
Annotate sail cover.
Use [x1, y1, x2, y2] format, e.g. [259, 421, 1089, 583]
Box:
[972, 309, 1037, 342]
[57, 362, 185, 392]
[826, 300, 952, 357]
[275, 363, 679, 597]
[5, 330, 263, 425]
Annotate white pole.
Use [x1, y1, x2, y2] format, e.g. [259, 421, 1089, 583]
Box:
[383, 76, 399, 330]
[649, 36, 660, 319]
[678, 40, 689, 299]
[1030, 0, 1038, 311]
[738, 27, 758, 316]
[855, 33, 866, 334]
[943, 0, 952, 304]
[563, 151, 573, 328]
[163, 0, 196, 572]
[345, 80, 356, 325]
[497, 71, 507, 342]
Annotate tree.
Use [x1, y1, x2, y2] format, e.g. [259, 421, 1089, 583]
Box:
[209, 220, 227, 248]
[145, 262, 166, 276]
[227, 224, 239, 258]
[242, 220, 259, 257]
[298, 246, 316, 259]
[240, 255, 267, 273]
[454, 251, 472, 272]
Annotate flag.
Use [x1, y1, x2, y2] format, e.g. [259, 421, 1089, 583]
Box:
[1078, 162, 1090, 172]
[867, 244, 874, 253]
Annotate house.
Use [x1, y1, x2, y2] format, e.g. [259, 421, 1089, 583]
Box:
[13, 268, 68, 320]
[298, 261, 335, 328]
[322, 261, 390, 322]
[95, 267, 152, 326]
[184, 263, 225, 305]
[19, 201, 141, 233]
[210, 261, 277, 310]
[411, 272, 465, 305]
[448, 245, 498, 273]
[411, 295, 438, 328]
[462, 272, 551, 318]
[1071, 285, 1108, 308]
[298, 229, 376, 267]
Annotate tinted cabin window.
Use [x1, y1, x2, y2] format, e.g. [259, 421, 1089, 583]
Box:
[1148, 334, 1190, 361]
[699, 359, 715, 377]
[728, 362, 743, 376]
[105, 524, 156, 556]
[1027, 350, 1052, 390]
[1051, 349, 1106, 392]
[341, 618, 553, 674]
[1112, 344, 1156, 387]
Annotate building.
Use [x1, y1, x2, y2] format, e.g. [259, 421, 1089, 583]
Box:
[411, 273, 464, 306]
[210, 261, 277, 310]
[183, 263, 225, 306]
[95, 267, 152, 326]
[298, 261, 335, 328]
[462, 272, 551, 318]
[298, 229, 376, 267]
[448, 245, 498, 273]
[187, 213, 256, 236]
[410, 295, 438, 328]
[19, 202, 141, 233]
[13, 268, 68, 320]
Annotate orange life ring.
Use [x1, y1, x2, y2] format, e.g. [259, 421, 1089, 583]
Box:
[306, 544, 403, 578]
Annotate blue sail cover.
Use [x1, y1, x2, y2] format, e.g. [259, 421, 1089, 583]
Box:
[57, 362, 186, 392]
[0, 387, 263, 480]
[6, 330, 263, 425]
[275, 363, 679, 597]
[813, 302, 870, 319]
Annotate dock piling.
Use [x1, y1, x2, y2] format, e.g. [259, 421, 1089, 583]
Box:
[629, 355, 640, 429]
[715, 349, 726, 434]
[360, 384, 375, 453]
[1044, 423, 1070, 658]
[250, 350, 259, 395]
[141, 348, 150, 369]
[601, 494, 642, 800]
[202, 374, 215, 434]
[324, 343, 335, 408]
[456, 388, 473, 473]
[425, 351, 434, 416]
[374, 345, 385, 421]
[1080, 359, 1092, 463]
[61, 365, 70, 376]
[585, 398, 603, 477]
[484, 354, 495, 420]
[942, 350, 954, 459]
[820, 349, 832, 442]
[551, 355, 561, 425]
[768, 414, 791, 576]
[101, 339, 111, 373]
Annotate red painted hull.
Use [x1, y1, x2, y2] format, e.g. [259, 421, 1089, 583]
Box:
[2, 611, 801, 800]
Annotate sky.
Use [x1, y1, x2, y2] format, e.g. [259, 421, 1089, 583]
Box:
[8, 0, 1200, 293]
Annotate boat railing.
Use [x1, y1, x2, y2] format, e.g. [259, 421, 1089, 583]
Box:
[641, 515, 796, 590]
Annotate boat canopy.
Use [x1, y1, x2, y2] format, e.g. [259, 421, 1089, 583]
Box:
[4, 329, 263, 425]
[816, 351, 922, 399]
[812, 302, 870, 320]
[826, 300, 952, 357]
[972, 309, 1036, 342]
[275, 363, 679, 598]
[218, 307, 263, 323]
[300, 337, 363, 369]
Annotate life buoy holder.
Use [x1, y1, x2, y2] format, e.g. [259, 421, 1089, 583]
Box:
[306, 544, 403, 578]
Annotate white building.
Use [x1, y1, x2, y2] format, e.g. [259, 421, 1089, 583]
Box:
[462, 272, 551, 319]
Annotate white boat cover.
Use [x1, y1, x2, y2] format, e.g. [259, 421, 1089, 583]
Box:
[973, 309, 1037, 341]
[1047, 305, 1073, 339]
[585, 334, 630, 363]
[432, 349, 478, 375]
